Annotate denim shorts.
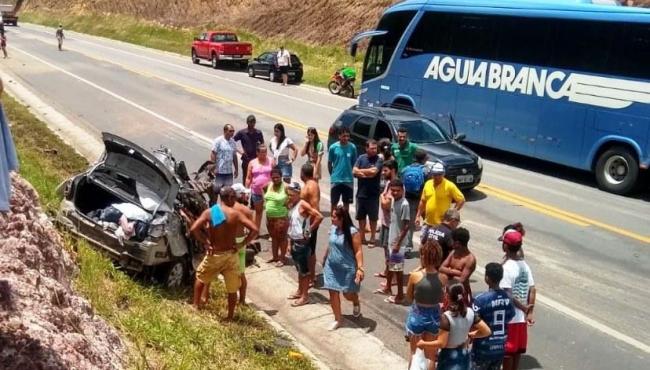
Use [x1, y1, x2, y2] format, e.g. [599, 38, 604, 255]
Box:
[251, 193, 264, 205]
[277, 157, 293, 179]
[291, 240, 310, 277]
[405, 304, 441, 336]
[388, 249, 405, 272]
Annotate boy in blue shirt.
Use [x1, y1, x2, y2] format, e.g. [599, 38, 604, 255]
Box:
[472, 262, 516, 370]
[328, 126, 357, 214]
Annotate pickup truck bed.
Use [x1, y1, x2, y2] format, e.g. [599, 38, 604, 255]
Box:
[191, 31, 253, 69]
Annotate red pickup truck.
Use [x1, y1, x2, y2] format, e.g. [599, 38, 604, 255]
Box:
[191, 31, 253, 69]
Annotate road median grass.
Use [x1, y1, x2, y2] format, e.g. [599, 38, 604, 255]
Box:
[2, 93, 315, 370]
[21, 10, 363, 90]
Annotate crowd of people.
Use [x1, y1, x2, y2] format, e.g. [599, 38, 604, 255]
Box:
[187, 116, 536, 370]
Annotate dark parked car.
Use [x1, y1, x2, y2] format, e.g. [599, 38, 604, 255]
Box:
[56, 133, 209, 288]
[327, 105, 483, 190]
[247, 51, 303, 83]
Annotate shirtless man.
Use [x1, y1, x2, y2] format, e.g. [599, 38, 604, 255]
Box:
[189, 187, 258, 319]
[440, 227, 476, 304]
[300, 164, 321, 286]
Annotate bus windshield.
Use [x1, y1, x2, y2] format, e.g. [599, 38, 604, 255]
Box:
[363, 11, 416, 81]
[396, 119, 448, 144]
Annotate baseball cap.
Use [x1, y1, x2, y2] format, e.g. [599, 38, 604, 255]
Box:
[430, 162, 445, 175]
[232, 183, 250, 196]
[287, 181, 301, 192]
[501, 230, 523, 246]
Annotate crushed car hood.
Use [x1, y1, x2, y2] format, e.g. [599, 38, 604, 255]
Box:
[99, 133, 179, 210]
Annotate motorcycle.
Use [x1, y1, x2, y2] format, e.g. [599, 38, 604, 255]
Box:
[328, 70, 355, 98]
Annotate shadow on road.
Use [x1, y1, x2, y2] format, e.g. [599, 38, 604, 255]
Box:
[465, 188, 487, 202]
[465, 143, 650, 202]
[342, 314, 378, 334]
[519, 354, 543, 369]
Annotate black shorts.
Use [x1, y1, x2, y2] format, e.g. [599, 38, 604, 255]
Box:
[331, 183, 354, 207]
[355, 196, 379, 221]
[279, 66, 289, 74]
[308, 227, 319, 256]
[291, 240, 310, 276]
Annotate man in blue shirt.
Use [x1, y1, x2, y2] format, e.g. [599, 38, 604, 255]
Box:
[472, 262, 516, 370]
[328, 127, 357, 214]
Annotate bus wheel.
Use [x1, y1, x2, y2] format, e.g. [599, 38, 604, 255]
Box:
[595, 146, 639, 195]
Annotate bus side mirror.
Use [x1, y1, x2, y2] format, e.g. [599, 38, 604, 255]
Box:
[454, 133, 466, 142]
[350, 43, 358, 58]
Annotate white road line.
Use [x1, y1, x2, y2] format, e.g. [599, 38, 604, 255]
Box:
[21, 24, 346, 112]
[10, 43, 649, 355]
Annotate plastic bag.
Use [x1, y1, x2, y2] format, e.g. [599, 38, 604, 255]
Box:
[409, 348, 428, 370]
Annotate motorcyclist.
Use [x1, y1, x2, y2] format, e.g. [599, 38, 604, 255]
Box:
[340, 64, 356, 87]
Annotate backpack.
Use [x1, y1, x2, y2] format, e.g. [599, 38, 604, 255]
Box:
[402, 164, 425, 196]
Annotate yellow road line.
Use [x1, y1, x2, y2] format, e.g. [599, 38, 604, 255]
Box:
[17, 34, 650, 244]
[478, 184, 650, 244]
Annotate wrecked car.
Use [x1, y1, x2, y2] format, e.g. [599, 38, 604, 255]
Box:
[56, 133, 209, 288]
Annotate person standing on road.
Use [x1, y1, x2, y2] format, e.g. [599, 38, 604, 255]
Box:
[391, 127, 418, 173]
[277, 45, 292, 86]
[419, 162, 465, 226]
[234, 114, 264, 185]
[300, 127, 324, 180]
[232, 184, 254, 305]
[402, 149, 428, 254]
[405, 240, 448, 369]
[210, 124, 238, 202]
[322, 206, 364, 331]
[286, 182, 324, 307]
[384, 179, 410, 305]
[1, 31, 7, 59]
[245, 143, 274, 233]
[472, 262, 516, 370]
[420, 209, 461, 261]
[189, 187, 258, 320]
[264, 167, 289, 267]
[56, 25, 65, 51]
[269, 123, 298, 183]
[500, 231, 536, 370]
[352, 139, 383, 247]
[440, 227, 476, 305]
[417, 283, 491, 370]
[328, 126, 357, 214]
[375, 159, 398, 286]
[300, 163, 321, 287]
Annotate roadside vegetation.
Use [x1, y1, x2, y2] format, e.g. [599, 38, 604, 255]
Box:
[2, 93, 314, 370]
[21, 10, 364, 90]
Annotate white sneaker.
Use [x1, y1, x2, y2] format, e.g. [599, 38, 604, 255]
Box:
[353, 304, 361, 318]
[327, 320, 341, 331]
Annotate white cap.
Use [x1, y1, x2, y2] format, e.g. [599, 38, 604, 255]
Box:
[232, 183, 250, 196]
[431, 162, 445, 175]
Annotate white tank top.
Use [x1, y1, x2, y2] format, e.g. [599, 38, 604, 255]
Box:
[288, 202, 307, 240]
[444, 309, 475, 348]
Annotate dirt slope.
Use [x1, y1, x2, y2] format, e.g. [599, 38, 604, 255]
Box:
[24, 0, 400, 45]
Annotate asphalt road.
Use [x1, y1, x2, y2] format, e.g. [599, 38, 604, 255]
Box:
[2, 24, 649, 370]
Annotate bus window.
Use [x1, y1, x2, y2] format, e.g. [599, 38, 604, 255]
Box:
[402, 12, 453, 58]
[363, 10, 416, 81]
[449, 15, 497, 60]
[497, 17, 551, 67]
[611, 23, 650, 80]
[551, 20, 617, 74]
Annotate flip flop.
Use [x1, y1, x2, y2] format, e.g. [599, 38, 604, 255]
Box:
[291, 299, 311, 307]
[367, 242, 376, 248]
[287, 293, 301, 300]
[374, 272, 386, 278]
[275, 261, 285, 268]
[384, 296, 404, 304]
[265, 258, 278, 264]
[373, 288, 391, 295]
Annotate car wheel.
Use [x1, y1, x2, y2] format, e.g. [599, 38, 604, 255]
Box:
[162, 259, 187, 288]
[248, 66, 255, 78]
[191, 49, 200, 64]
[211, 54, 218, 69]
[595, 146, 639, 195]
[269, 70, 276, 82]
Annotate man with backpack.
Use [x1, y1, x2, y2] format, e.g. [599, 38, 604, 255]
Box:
[400, 149, 428, 254]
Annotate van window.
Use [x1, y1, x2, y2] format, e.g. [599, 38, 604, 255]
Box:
[352, 116, 374, 138]
[374, 120, 393, 140]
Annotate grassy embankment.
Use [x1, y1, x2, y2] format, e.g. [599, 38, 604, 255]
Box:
[21, 10, 364, 90]
[2, 93, 314, 369]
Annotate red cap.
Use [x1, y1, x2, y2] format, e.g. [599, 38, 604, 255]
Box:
[502, 230, 523, 246]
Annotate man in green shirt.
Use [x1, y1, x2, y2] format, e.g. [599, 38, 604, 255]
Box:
[391, 127, 418, 173]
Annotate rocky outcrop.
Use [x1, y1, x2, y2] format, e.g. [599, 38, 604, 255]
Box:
[0, 174, 124, 370]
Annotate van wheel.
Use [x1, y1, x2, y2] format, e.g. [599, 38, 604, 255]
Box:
[595, 146, 639, 195]
[161, 259, 188, 288]
[211, 54, 218, 69]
